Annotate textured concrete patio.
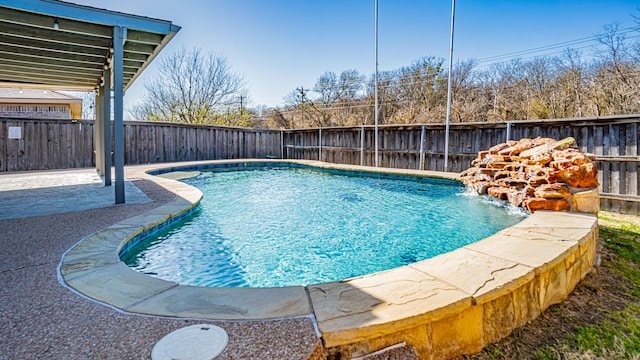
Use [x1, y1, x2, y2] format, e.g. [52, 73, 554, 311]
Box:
[0, 167, 324, 359]
[0, 168, 151, 220]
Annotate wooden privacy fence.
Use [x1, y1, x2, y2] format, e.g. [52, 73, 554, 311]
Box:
[1, 115, 638, 214]
[0, 118, 282, 172]
[0, 118, 95, 171]
[121, 121, 281, 165]
[283, 115, 640, 214]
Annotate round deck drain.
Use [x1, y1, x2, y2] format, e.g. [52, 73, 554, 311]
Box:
[151, 324, 228, 360]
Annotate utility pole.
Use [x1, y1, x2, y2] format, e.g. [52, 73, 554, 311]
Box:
[297, 86, 307, 103]
[297, 86, 308, 124]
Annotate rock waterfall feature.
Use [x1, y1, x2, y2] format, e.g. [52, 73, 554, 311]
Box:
[461, 137, 599, 214]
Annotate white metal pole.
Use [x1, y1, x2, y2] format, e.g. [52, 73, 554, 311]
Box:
[374, 0, 379, 167]
[444, 0, 455, 172]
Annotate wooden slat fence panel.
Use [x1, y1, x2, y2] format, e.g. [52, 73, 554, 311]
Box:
[283, 116, 640, 214]
[2, 116, 639, 214]
[1, 118, 281, 171]
[0, 118, 94, 171]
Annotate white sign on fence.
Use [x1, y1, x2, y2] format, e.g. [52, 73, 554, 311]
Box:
[8, 126, 22, 139]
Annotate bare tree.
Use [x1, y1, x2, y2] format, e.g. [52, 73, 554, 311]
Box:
[310, 70, 364, 126]
[393, 57, 446, 123]
[553, 49, 588, 118]
[449, 59, 480, 122]
[282, 87, 313, 127]
[78, 91, 96, 119]
[310, 72, 339, 126]
[480, 59, 527, 121]
[592, 22, 640, 114]
[367, 70, 401, 125]
[265, 108, 286, 129]
[274, 12, 640, 128]
[64, 91, 96, 119]
[133, 47, 246, 125]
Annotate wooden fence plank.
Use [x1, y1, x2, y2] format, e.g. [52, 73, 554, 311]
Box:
[0, 121, 5, 172]
[6, 120, 18, 171]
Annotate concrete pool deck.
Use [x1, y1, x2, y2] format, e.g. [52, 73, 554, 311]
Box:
[54, 159, 599, 359]
[0, 166, 324, 360]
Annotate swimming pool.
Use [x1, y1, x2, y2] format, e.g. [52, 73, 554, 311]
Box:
[60, 159, 599, 358]
[120, 163, 526, 288]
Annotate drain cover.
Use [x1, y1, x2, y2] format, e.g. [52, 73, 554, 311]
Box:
[151, 324, 228, 360]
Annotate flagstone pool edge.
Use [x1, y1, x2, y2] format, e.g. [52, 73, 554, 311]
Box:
[58, 159, 599, 359]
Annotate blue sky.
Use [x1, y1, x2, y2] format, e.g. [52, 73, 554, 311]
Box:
[72, 0, 640, 114]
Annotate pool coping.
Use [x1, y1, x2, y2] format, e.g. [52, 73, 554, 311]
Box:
[58, 159, 599, 359]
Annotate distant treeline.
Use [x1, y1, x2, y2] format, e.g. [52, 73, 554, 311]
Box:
[256, 23, 640, 129]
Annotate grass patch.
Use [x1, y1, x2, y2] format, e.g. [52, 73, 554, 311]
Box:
[466, 211, 640, 360]
[599, 213, 640, 299]
[572, 304, 640, 358]
[599, 213, 640, 263]
[535, 211, 640, 359]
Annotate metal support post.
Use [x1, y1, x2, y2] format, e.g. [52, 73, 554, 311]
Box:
[102, 66, 112, 186]
[113, 26, 126, 203]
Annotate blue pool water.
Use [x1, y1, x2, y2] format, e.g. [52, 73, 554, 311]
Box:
[121, 165, 527, 288]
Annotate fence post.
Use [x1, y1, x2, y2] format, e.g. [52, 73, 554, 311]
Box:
[319, 128, 322, 162]
[280, 130, 285, 159]
[360, 125, 365, 166]
[506, 122, 512, 142]
[419, 125, 426, 170]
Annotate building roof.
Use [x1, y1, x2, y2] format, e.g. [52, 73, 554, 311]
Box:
[0, 88, 80, 100]
[0, 0, 181, 91]
[0, 88, 82, 118]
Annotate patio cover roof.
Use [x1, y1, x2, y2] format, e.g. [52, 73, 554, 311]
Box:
[0, 0, 180, 204]
[0, 0, 180, 91]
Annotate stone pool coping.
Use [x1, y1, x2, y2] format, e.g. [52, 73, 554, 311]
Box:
[59, 159, 598, 359]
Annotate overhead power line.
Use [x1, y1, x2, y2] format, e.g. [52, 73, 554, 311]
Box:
[269, 26, 640, 109]
[475, 26, 640, 65]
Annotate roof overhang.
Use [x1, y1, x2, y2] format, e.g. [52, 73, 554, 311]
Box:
[0, 95, 82, 105]
[0, 0, 180, 91]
